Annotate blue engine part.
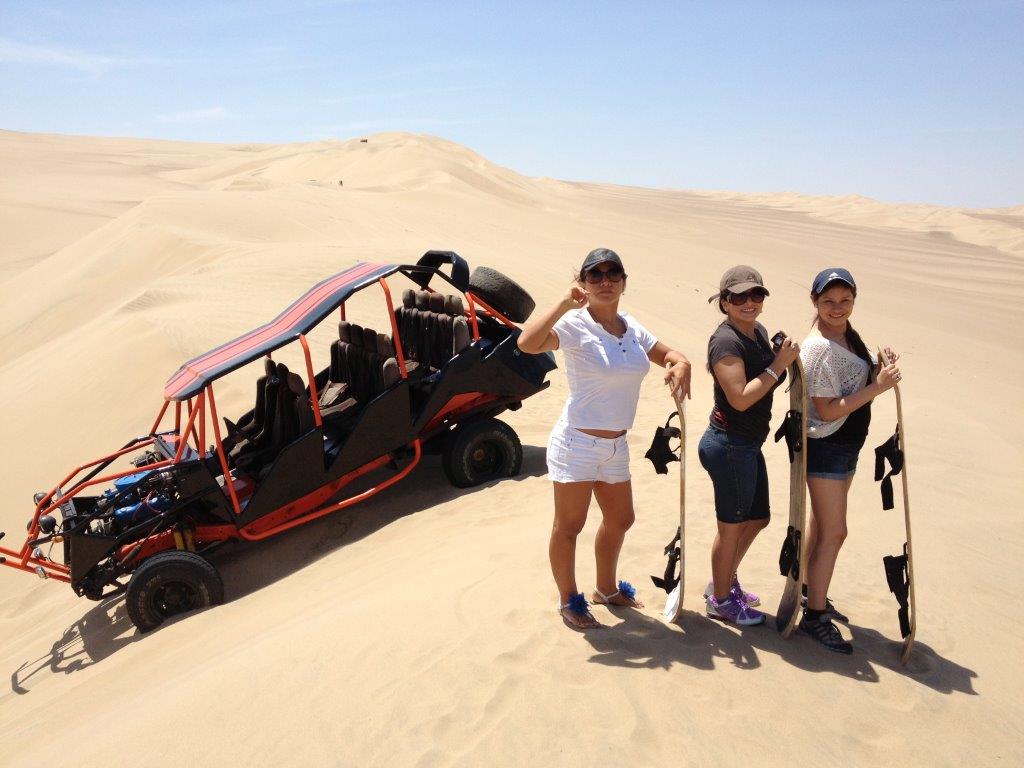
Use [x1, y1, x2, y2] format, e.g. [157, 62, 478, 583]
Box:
[113, 470, 155, 493]
[113, 493, 172, 527]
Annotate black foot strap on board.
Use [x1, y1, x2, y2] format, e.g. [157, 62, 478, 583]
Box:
[651, 527, 681, 593]
[774, 410, 803, 463]
[883, 543, 912, 638]
[778, 525, 801, 580]
[645, 411, 681, 475]
[874, 426, 904, 511]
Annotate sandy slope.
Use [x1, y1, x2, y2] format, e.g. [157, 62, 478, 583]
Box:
[0, 130, 1020, 767]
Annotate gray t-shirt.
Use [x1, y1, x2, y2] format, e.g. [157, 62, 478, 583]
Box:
[706, 321, 784, 443]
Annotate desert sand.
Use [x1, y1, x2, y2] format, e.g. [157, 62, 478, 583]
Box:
[0, 129, 1020, 767]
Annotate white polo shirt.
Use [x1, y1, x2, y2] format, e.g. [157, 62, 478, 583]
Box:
[552, 309, 657, 431]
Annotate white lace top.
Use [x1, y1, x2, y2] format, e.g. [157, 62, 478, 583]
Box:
[800, 333, 870, 438]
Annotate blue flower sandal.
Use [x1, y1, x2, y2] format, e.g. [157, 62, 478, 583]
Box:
[593, 579, 645, 608]
[558, 592, 602, 630]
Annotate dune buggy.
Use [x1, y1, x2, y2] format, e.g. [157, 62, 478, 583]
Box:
[1, 251, 554, 631]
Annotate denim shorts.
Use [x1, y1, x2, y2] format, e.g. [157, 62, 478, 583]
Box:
[806, 438, 860, 481]
[697, 426, 770, 524]
[546, 421, 631, 484]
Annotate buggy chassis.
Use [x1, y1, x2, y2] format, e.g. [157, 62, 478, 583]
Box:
[1, 251, 554, 630]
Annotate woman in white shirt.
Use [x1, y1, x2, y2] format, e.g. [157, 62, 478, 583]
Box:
[518, 248, 692, 629]
[799, 268, 902, 653]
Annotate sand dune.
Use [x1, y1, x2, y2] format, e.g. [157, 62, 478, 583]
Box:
[0, 130, 1019, 767]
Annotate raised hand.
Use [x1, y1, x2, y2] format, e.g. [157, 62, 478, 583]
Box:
[773, 336, 800, 369]
[561, 283, 589, 310]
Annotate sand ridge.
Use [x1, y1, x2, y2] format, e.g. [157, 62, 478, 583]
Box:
[0, 130, 1019, 767]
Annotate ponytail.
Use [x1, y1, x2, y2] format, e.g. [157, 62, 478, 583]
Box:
[845, 323, 871, 364]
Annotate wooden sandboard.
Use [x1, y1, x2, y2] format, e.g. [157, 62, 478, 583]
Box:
[775, 357, 809, 637]
[878, 348, 917, 665]
[662, 392, 687, 623]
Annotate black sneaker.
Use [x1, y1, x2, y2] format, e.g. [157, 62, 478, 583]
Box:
[800, 595, 849, 623]
[799, 610, 853, 654]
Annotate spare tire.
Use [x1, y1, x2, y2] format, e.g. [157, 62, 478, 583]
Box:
[468, 266, 536, 324]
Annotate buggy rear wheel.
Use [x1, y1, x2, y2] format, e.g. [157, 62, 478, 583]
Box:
[126, 550, 224, 633]
[443, 418, 523, 488]
[467, 266, 536, 323]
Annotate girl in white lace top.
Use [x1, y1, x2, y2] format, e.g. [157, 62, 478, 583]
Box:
[798, 267, 903, 653]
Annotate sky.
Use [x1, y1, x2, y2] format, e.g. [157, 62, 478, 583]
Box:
[1, 1, 1022, 207]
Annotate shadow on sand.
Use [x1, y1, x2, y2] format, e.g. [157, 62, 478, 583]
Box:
[10, 442, 977, 698]
[582, 605, 977, 695]
[10, 446, 549, 693]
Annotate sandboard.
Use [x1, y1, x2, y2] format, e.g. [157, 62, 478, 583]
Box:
[663, 393, 686, 622]
[774, 356, 809, 637]
[875, 348, 916, 665]
[648, 369, 686, 622]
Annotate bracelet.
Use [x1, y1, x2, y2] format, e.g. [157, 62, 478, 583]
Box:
[763, 367, 780, 382]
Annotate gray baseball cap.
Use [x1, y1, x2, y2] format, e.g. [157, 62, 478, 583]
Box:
[707, 265, 769, 303]
[580, 247, 624, 274]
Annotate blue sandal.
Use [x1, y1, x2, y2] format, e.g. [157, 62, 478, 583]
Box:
[558, 592, 600, 629]
[593, 580, 643, 607]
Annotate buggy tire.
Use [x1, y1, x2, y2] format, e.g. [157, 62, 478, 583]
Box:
[126, 550, 224, 633]
[443, 418, 523, 488]
[468, 266, 536, 324]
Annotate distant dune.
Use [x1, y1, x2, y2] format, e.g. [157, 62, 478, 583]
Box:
[0, 130, 1019, 767]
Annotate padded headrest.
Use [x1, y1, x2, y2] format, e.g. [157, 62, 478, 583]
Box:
[376, 333, 392, 356]
[402, 289, 415, 309]
[382, 358, 399, 388]
[348, 324, 364, 347]
[445, 295, 465, 316]
[276, 362, 290, 378]
[338, 320, 351, 343]
[264, 357, 276, 377]
[453, 316, 470, 354]
[286, 372, 306, 395]
[415, 290, 430, 311]
[361, 326, 377, 349]
[428, 293, 445, 313]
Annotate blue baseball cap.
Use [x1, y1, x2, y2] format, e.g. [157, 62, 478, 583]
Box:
[812, 267, 856, 295]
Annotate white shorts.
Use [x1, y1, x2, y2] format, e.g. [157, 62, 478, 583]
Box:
[546, 421, 631, 484]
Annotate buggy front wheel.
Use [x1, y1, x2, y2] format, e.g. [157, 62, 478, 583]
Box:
[443, 418, 523, 488]
[126, 550, 224, 633]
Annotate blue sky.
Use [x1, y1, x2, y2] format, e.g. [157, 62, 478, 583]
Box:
[2, 1, 1021, 207]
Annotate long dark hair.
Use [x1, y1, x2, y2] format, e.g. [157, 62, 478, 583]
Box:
[811, 279, 870, 363]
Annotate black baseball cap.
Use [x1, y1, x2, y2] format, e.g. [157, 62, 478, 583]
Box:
[580, 247, 624, 274]
[707, 265, 768, 303]
[811, 267, 856, 295]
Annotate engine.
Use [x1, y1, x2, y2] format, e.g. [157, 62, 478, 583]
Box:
[90, 469, 179, 537]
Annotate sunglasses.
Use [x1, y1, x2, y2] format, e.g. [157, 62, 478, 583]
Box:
[725, 290, 767, 306]
[583, 267, 626, 284]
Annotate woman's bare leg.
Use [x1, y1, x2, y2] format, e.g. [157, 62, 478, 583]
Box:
[550, 480, 599, 626]
[805, 477, 849, 611]
[711, 521, 747, 601]
[591, 480, 643, 607]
